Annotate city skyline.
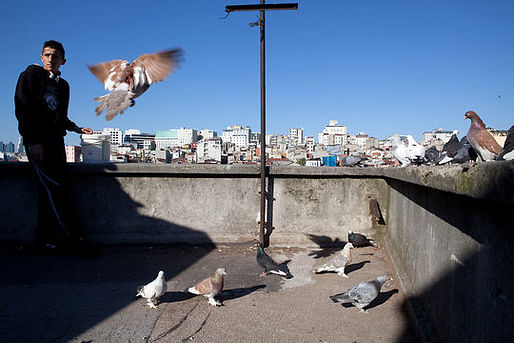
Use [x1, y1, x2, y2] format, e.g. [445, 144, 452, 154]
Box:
[1, 1, 513, 147]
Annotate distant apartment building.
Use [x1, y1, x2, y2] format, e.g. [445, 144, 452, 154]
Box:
[318, 120, 347, 145]
[3, 141, 15, 153]
[421, 129, 456, 147]
[198, 129, 217, 140]
[65, 145, 82, 163]
[221, 125, 251, 148]
[124, 129, 155, 151]
[305, 136, 315, 152]
[155, 128, 197, 149]
[0, 141, 4, 152]
[250, 132, 261, 146]
[289, 128, 304, 145]
[354, 132, 379, 150]
[102, 128, 123, 147]
[197, 137, 222, 163]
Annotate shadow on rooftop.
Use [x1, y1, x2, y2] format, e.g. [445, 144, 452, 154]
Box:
[0, 163, 215, 343]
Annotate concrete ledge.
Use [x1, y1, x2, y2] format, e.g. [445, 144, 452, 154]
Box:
[3, 161, 511, 204]
[381, 161, 514, 204]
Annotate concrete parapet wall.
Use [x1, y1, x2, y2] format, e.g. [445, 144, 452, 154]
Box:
[0, 163, 385, 245]
[1, 161, 513, 342]
[382, 161, 513, 342]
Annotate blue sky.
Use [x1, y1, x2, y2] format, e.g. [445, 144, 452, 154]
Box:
[1, 0, 513, 147]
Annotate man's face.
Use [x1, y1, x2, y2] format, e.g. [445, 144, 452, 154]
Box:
[40, 47, 66, 73]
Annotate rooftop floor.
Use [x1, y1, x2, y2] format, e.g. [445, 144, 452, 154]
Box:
[1, 244, 420, 342]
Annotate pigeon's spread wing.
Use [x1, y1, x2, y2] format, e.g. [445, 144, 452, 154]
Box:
[88, 60, 126, 84]
[133, 49, 183, 84]
[475, 130, 502, 154]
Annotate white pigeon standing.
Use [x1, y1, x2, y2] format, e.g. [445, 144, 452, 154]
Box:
[187, 268, 226, 306]
[392, 135, 410, 167]
[136, 270, 167, 309]
[88, 48, 183, 120]
[313, 242, 354, 277]
[329, 275, 389, 313]
[405, 135, 426, 164]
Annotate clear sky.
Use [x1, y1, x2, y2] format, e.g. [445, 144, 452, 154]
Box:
[1, 0, 513, 147]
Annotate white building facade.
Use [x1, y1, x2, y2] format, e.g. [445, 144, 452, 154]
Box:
[221, 125, 251, 148]
[155, 128, 198, 149]
[197, 137, 222, 163]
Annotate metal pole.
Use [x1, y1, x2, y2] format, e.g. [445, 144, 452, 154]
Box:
[259, 0, 266, 246]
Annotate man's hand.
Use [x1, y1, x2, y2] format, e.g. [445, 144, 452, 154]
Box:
[80, 127, 93, 134]
[28, 144, 43, 162]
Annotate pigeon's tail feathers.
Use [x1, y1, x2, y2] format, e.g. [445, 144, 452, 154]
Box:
[187, 286, 201, 295]
[438, 154, 454, 165]
[93, 90, 134, 121]
[136, 285, 145, 297]
[330, 292, 351, 303]
[314, 266, 329, 274]
[269, 269, 287, 277]
[93, 94, 108, 116]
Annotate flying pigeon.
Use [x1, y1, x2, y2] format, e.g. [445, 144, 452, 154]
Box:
[255, 242, 292, 278]
[88, 48, 183, 120]
[348, 230, 376, 248]
[329, 275, 389, 313]
[136, 270, 167, 309]
[313, 242, 354, 277]
[497, 125, 514, 160]
[391, 135, 410, 167]
[187, 268, 226, 306]
[464, 111, 502, 161]
[405, 135, 426, 165]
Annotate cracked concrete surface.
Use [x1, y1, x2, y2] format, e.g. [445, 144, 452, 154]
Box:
[1, 244, 418, 342]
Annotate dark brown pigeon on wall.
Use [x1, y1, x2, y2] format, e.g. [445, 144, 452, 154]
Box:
[464, 111, 502, 161]
[88, 49, 183, 120]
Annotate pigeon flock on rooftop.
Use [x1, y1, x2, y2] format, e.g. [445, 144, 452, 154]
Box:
[137, 230, 390, 314]
[392, 110, 513, 166]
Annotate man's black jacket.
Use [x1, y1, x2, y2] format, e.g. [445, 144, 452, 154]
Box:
[15, 65, 81, 145]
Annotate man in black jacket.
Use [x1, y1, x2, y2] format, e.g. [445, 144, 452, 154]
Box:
[14, 40, 95, 253]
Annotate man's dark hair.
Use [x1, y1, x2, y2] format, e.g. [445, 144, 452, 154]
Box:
[42, 40, 65, 59]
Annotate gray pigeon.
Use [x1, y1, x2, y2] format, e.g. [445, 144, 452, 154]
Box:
[136, 270, 167, 309]
[341, 156, 366, 167]
[187, 268, 226, 306]
[329, 275, 388, 313]
[314, 242, 354, 277]
[439, 136, 478, 164]
[255, 242, 292, 278]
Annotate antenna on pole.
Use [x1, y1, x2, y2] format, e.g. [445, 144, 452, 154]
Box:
[224, 1, 298, 247]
